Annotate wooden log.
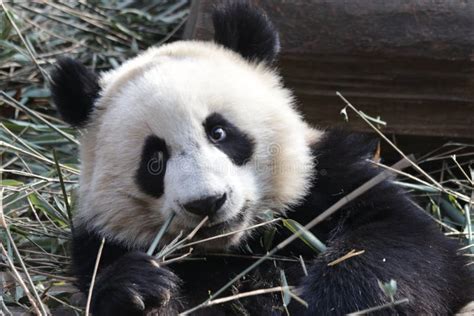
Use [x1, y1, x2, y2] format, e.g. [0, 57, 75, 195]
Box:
[184, 0, 474, 138]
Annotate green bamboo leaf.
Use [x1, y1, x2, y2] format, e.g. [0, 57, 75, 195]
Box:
[378, 279, 397, 301]
[1, 179, 24, 186]
[28, 194, 67, 225]
[112, 22, 144, 41]
[0, 39, 28, 57]
[147, 212, 176, 256]
[0, 12, 13, 39]
[118, 9, 153, 21]
[22, 87, 51, 99]
[262, 227, 276, 251]
[283, 219, 327, 253]
[440, 198, 465, 225]
[392, 181, 437, 193]
[280, 269, 291, 307]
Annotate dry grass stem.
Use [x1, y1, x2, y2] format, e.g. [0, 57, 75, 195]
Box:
[85, 238, 105, 316]
[327, 249, 365, 266]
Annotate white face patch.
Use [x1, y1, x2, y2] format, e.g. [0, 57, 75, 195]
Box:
[76, 41, 321, 249]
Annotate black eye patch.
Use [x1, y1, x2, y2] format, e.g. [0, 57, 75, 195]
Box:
[135, 135, 169, 198]
[203, 113, 254, 165]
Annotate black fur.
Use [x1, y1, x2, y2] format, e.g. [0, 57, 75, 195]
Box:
[71, 226, 129, 293]
[50, 58, 100, 127]
[213, 0, 280, 63]
[135, 135, 169, 198]
[72, 228, 182, 315]
[203, 112, 255, 165]
[71, 130, 473, 315]
[91, 252, 182, 316]
[284, 130, 473, 314]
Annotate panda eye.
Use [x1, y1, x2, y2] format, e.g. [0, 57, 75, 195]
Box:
[209, 126, 227, 142]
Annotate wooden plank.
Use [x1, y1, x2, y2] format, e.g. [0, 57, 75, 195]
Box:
[282, 54, 474, 137]
[184, 0, 474, 138]
[184, 0, 474, 60]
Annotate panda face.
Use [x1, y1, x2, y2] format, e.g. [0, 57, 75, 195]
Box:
[66, 41, 320, 249]
[50, 0, 323, 248]
[48, 1, 324, 249]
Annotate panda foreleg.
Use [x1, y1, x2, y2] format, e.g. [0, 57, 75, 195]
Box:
[71, 226, 184, 315]
[290, 224, 450, 315]
[293, 240, 391, 316]
[89, 251, 182, 316]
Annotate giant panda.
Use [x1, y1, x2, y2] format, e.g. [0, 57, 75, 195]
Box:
[50, 1, 472, 315]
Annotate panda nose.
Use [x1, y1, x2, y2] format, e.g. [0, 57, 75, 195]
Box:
[183, 193, 227, 216]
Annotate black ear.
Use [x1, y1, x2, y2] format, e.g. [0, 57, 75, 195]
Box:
[50, 58, 100, 127]
[213, 1, 280, 63]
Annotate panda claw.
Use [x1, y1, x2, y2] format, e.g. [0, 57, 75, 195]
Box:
[90, 252, 181, 315]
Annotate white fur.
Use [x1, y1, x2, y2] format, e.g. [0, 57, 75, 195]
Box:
[76, 41, 322, 249]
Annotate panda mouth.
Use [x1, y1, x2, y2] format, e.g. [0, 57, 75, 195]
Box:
[189, 211, 247, 238]
[205, 212, 244, 232]
[168, 200, 252, 245]
[165, 209, 251, 250]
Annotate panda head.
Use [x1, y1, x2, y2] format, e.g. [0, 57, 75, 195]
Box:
[51, 1, 321, 249]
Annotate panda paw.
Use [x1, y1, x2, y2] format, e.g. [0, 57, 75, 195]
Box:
[91, 252, 182, 316]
